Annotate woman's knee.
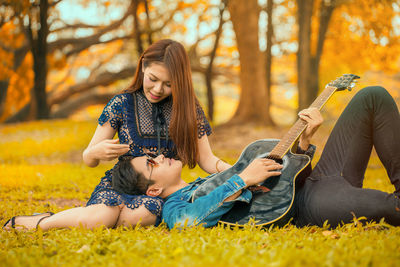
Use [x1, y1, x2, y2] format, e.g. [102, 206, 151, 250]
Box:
[116, 205, 157, 227]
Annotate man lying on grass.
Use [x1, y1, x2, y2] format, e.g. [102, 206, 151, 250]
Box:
[122, 87, 400, 229]
[127, 153, 284, 228]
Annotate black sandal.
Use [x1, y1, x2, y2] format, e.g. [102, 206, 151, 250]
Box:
[2, 217, 16, 229]
[2, 212, 54, 230]
[35, 214, 53, 230]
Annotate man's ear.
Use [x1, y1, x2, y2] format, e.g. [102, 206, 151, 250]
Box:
[146, 186, 163, 197]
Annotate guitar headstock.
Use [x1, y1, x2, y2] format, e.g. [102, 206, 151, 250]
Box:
[328, 74, 360, 91]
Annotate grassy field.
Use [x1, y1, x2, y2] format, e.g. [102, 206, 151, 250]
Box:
[1, 119, 399, 267]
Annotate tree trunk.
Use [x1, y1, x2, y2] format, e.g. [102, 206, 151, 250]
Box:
[309, 1, 336, 104]
[297, 0, 336, 110]
[205, 0, 226, 121]
[228, 0, 273, 125]
[264, 0, 275, 126]
[5, 103, 31, 123]
[0, 81, 9, 116]
[28, 0, 50, 120]
[143, 0, 153, 44]
[133, 0, 144, 55]
[296, 0, 314, 111]
[0, 45, 29, 117]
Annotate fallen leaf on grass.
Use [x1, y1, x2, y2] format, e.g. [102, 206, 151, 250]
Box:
[76, 244, 90, 253]
[322, 230, 340, 239]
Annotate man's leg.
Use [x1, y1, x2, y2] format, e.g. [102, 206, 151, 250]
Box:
[296, 86, 400, 227]
[297, 176, 400, 227]
[312, 86, 400, 192]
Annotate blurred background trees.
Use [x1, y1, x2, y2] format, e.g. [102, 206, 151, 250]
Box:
[0, 0, 399, 125]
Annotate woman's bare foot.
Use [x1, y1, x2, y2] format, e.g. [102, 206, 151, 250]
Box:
[2, 212, 53, 231]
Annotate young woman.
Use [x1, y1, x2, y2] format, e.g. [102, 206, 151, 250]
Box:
[3, 39, 232, 231]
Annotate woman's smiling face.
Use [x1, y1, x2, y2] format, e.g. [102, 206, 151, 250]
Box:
[142, 62, 172, 103]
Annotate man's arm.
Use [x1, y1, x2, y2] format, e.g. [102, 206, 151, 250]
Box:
[293, 141, 317, 159]
[162, 159, 282, 229]
[298, 107, 323, 151]
[162, 174, 250, 228]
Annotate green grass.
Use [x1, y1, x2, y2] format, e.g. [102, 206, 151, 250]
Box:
[1, 119, 399, 267]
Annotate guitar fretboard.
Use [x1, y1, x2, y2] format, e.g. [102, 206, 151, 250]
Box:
[268, 86, 338, 159]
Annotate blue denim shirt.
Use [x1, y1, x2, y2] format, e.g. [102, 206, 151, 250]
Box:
[161, 144, 316, 229]
[161, 174, 252, 229]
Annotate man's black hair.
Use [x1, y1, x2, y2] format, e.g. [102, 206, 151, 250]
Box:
[112, 157, 154, 195]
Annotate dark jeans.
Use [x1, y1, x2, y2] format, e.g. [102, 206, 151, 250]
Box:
[295, 86, 400, 227]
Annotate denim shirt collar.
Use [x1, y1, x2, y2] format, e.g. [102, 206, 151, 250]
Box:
[164, 177, 208, 202]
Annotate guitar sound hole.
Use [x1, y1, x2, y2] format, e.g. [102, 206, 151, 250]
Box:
[265, 155, 283, 165]
[272, 158, 283, 165]
[261, 155, 285, 190]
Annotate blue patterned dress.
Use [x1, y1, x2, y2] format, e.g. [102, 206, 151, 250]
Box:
[86, 89, 212, 221]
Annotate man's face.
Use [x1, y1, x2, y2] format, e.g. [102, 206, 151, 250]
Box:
[131, 154, 182, 187]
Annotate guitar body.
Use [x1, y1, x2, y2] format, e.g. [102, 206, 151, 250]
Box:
[191, 139, 311, 227]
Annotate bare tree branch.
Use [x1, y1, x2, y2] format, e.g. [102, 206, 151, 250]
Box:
[50, 21, 104, 33]
[47, 1, 178, 57]
[49, 0, 63, 7]
[48, 1, 134, 53]
[187, 30, 219, 72]
[48, 66, 136, 106]
[65, 34, 133, 56]
[48, 62, 77, 94]
[147, 2, 182, 34]
[0, 9, 19, 28]
[50, 92, 115, 119]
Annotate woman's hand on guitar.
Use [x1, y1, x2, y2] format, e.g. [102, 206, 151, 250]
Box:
[239, 158, 283, 187]
[87, 139, 130, 161]
[298, 108, 323, 150]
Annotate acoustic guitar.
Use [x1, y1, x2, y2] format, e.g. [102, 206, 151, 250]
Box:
[191, 74, 360, 227]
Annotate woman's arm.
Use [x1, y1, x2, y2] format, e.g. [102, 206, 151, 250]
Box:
[197, 135, 231, 174]
[82, 122, 130, 167]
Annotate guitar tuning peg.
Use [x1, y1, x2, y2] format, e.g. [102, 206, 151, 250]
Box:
[348, 82, 356, 91]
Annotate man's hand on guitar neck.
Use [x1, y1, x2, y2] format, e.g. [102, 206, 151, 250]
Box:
[238, 158, 283, 188]
[298, 108, 323, 150]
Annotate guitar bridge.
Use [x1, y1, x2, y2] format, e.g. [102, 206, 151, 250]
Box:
[248, 185, 271, 193]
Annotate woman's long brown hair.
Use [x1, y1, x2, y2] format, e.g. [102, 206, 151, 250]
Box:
[125, 39, 199, 168]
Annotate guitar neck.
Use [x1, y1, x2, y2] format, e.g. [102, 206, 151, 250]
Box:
[269, 86, 338, 159]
